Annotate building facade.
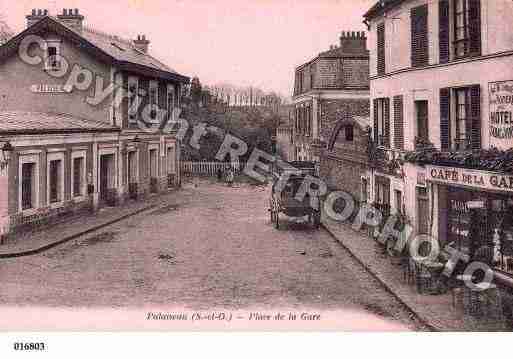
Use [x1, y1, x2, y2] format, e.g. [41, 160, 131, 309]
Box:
[292, 31, 370, 164]
[0, 9, 189, 238]
[292, 31, 370, 202]
[364, 0, 513, 290]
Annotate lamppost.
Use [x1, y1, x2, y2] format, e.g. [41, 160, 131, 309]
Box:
[0, 141, 13, 171]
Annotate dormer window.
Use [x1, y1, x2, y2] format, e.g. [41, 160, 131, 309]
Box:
[44, 40, 61, 71]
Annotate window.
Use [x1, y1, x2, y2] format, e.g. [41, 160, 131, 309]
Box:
[375, 177, 391, 217]
[44, 40, 61, 71]
[377, 22, 386, 75]
[149, 81, 158, 121]
[416, 101, 429, 141]
[345, 124, 354, 142]
[361, 178, 368, 203]
[167, 147, 176, 174]
[411, 4, 429, 67]
[167, 85, 175, 123]
[127, 151, 138, 184]
[73, 157, 85, 197]
[454, 88, 470, 151]
[374, 98, 390, 147]
[149, 149, 158, 178]
[395, 190, 403, 215]
[49, 159, 62, 203]
[128, 77, 139, 123]
[21, 163, 36, 210]
[393, 95, 404, 149]
[454, 0, 470, 58]
[440, 85, 481, 151]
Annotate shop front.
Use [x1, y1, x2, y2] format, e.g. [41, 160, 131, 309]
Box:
[427, 166, 513, 277]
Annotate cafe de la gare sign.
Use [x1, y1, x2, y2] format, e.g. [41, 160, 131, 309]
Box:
[426, 165, 513, 192]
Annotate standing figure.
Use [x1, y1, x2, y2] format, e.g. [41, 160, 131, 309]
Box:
[226, 166, 234, 187]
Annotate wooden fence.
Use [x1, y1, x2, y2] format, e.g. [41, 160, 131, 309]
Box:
[181, 161, 245, 177]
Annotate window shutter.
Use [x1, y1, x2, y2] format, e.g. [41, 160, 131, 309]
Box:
[373, 99, 379, 142]
[440, 88, 451, 151]
[384, 98, 391, 148]
[411, 5, 429, 68]
[393, 95, 404, 150]
[468, 0, 482, 56]
[470, 85, 481, 150]
[377, 23, 386, 75]
[439, 0, 450, 63]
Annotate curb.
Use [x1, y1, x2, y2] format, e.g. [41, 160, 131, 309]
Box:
[321, 222, 441, 332]
[0, 204, 159, 259]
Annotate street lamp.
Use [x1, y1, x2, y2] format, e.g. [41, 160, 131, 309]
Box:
[0, 141, 13, 170]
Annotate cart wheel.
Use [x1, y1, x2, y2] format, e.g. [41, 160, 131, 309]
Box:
[274, 211, 280, 230]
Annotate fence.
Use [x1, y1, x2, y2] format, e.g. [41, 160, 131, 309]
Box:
[181, 161, 245, 177]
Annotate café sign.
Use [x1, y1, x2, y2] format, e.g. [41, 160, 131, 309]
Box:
[489, 80, 513, 142]
[426, 165, 513, 192]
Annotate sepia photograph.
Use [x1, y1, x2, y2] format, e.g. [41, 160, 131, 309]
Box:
[1, 0, 513, 355]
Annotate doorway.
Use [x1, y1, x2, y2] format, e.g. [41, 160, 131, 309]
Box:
[99, 154, 115, 205]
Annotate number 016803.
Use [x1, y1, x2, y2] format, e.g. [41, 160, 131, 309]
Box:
[13, 342, 46, 351]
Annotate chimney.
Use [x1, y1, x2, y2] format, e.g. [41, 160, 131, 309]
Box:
[133, 34, 150, 53]
[57, 8, 85, 32]
[339, 30, 367, 53]
[26, 9, 49, 28]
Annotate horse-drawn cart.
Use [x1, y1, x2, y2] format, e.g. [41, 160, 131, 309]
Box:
[268, 161, 321, 230]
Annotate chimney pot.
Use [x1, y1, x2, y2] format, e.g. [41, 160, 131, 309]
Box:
[69, 9, 73, 15]
[44, 9, 48, 15]
[37, 9, 42, 16]
[32, 9, 36, 15]
[75, 9, 79, 15]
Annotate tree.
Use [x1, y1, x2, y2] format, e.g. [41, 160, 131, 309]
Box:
[0, 14, 13, 45]
[190, 77, 203, 105]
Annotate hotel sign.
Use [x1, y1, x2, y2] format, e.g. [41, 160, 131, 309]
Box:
[30, 84, 72, 93]
[489, 80, 513, 141]
[426, 165, 513, 192]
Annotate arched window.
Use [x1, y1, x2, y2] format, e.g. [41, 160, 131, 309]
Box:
[328, 121, 355, 150]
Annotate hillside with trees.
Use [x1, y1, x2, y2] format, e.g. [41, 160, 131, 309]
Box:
[180, 78, 290, 162]
[0, 14, 13, 45]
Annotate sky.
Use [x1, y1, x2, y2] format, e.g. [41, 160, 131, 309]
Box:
[0, 0, 375, 97]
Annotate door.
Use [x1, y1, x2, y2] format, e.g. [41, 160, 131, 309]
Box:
[100, 155, 109, 202]
[417, 187, 429, 235]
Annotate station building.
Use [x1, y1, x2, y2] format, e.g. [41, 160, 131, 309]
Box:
[0, 9, 189, 238]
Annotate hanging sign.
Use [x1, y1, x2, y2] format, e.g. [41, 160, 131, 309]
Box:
[489, 81, 513, 144]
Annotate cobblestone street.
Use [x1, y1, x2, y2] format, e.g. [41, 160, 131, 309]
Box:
[0, 181, 427, 330]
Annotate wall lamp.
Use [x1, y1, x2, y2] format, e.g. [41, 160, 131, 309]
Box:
[0, 141, 13, 171]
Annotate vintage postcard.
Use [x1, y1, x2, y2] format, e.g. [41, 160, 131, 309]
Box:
[1, 0, 513, 353]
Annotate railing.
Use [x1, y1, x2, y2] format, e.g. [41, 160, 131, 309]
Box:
[180, 161, 245, 177]
[453, 136, 471, 152]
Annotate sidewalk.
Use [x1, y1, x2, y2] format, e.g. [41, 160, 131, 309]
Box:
[0, 191, 179, 258]
[322, 215, 506, 331]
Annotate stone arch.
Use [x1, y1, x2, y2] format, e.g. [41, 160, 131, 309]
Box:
[327, 116, 367, 151]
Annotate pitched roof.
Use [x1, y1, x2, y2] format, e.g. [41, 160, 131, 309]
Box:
[364, 0, 406, 21]
[318, 46, 369, 59]
[0, 111, 120, 134]
[296, 43, 369, 71]
[0, 16, 189, 83]
[79, 25, 178, 75]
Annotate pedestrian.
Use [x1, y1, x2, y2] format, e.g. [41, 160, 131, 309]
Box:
[226, 166, 234, 187]
[217, 167, 223, 182]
